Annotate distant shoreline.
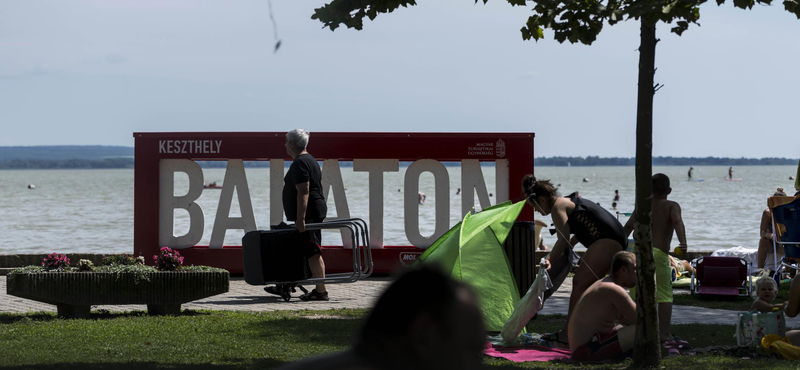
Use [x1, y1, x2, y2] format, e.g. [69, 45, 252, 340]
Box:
[0, 157, 797, 169]
[1, 146, 797, 169]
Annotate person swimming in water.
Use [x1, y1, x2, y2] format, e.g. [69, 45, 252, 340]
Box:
[418, 192, 426, 205]
[613, 190, 620, 202]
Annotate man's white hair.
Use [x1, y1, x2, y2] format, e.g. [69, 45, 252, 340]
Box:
[286, 129, 310, 153]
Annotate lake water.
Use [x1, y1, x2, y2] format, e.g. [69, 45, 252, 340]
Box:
[0, 165, 796, 254]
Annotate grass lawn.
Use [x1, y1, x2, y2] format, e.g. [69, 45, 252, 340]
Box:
[0, 309, 792, 369]
[672, 279, 792, 311]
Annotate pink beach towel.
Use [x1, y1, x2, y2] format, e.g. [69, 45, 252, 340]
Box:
[483, 343, 572, 362]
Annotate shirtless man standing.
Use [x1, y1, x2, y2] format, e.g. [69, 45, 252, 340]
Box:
[624, 173, 687, 344]
[569, 251, 637, 361]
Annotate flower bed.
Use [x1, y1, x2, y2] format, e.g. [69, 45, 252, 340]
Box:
[6, 252, 229, 318]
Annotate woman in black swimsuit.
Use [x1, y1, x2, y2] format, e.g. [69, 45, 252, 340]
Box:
[523, 175, 626, 345]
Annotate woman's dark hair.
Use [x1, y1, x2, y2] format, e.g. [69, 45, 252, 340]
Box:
[522, 174, 558, 201]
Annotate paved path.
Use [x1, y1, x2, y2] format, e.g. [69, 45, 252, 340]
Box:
[0, 276, 393, 313]
[2, 276, 798, 327]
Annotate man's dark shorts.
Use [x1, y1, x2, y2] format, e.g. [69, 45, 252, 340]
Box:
[571, 330, 629, 362]
[298, 218, 324, 259]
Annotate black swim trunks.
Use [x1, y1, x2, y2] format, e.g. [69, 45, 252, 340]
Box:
[567, 197, 626, 248]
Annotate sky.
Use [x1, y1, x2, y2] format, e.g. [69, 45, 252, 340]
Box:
[1, 0, 799, 158]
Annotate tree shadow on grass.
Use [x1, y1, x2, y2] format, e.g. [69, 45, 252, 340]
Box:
[672, 294, 750, 310]
[0, 358, 289, 370]
[248, 316, 363, 349]
[0, 309, 210, 325]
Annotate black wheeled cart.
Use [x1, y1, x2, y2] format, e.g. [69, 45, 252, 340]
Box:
[242, 218, 373, 301]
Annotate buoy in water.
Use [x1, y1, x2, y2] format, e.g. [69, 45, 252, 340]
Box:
[27, 184, 36, 189]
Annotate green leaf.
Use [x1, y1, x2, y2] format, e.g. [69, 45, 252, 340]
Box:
[663, 1, 677, 13]
[671, 20, 689, 36]
[785, 0, 800, 18]
[521, 27, 531, 40]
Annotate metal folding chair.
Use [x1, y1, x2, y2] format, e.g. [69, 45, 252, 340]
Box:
[242, 218, 373, 300]
[690, 256, 752, 296]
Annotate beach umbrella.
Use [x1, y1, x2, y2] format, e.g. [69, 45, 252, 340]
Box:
[417, 200, 526, 332]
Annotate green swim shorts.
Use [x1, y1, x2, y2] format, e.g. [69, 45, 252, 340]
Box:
[629, 247, 673, 304]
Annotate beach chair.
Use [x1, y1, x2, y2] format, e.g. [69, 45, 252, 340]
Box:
[690, 256, 752, 296]
[770, 196, 800, 282]
[241, 218, 373, 301]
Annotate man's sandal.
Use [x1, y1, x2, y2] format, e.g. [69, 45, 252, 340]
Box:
[662, 340, 680, 357]
[264, 285, 283, 296]
[299, 289, 329, 301]
[672, 335, 696, 356]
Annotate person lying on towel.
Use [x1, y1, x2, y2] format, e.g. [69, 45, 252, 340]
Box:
[568, 251, 637, 362]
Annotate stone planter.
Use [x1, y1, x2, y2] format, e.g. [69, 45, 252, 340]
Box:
[7, 271, 229, 318]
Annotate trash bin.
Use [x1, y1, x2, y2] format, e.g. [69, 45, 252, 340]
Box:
[502, 221, 541, 298]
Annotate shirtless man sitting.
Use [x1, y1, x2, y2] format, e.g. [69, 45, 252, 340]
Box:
[568, 251, 637, 362]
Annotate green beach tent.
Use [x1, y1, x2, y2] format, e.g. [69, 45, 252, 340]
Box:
[417, 200, 526, 332]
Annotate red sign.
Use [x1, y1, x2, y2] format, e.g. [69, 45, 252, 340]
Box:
[133, 132, 534, 274]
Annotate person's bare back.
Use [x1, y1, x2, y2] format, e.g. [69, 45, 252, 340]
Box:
[651, 198, 685, 254]
[624, 174, 687, 254]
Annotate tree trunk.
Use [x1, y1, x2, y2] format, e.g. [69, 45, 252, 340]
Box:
[632, 17, 661, 368]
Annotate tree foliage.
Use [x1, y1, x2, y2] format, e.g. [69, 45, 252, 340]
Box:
[312, 0, 418, 31]
[313, 0, 800, 43]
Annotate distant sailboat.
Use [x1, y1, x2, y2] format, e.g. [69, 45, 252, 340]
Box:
[567, 162, 571, 167]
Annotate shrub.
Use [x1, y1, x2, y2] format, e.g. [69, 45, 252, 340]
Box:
[77, 259, 94, 271]
[41, 253, 70, 271]
[9, 266, 46, 275]
[102, 254, 143, 266]
[153, 247, 184, 271]
[95, 264, 157, 283]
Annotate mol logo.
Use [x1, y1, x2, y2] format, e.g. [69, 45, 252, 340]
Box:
[399, 252, 423, 267]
